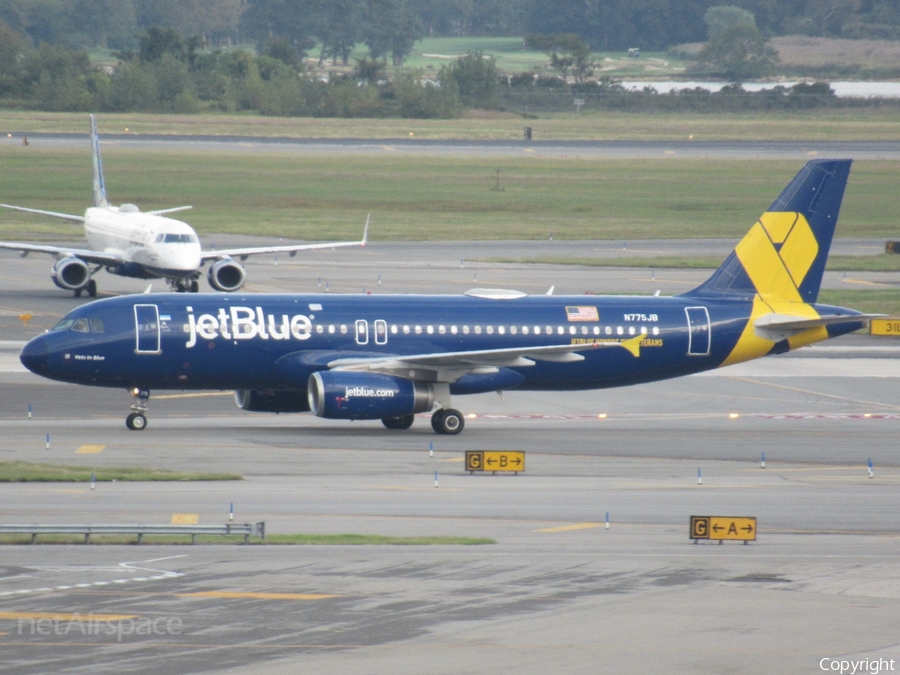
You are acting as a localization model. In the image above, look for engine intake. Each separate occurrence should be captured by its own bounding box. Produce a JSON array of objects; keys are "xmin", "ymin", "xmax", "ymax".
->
[
  {"xmin": 208, "ymin": 258, "xmax": 246, "ymax": 292},
  {"xmin": 235, "ymin": 389, "xmax": 310, "ymax": 413},
  {"xmin": 51, "ymin": 257, "xmax": 91, "ymax": 291},
  {"xmin": 308, "ymin": 371, "xmax": 434, "ymax": 420}
]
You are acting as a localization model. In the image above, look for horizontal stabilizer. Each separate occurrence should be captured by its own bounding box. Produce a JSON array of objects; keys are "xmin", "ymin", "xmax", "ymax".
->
[{"xmin": 753, "ymin": 312, "xmax": 883, "ymax": 342}]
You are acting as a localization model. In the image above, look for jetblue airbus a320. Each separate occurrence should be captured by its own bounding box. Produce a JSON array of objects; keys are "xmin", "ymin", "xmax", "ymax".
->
[{"xmin": 19, "ymin": 160, "xmax": 877, "ymax": 435}]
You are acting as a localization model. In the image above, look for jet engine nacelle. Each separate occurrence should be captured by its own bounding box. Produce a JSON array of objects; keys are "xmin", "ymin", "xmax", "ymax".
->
[
  {"xmin": 51, "ymin": 257, "xmax": 91, "ymax": 291},
  {"xmin": 308, "ymin": 371, "xmax": 434, "ymax": 420},
  {"xmin": 207, "ymin": 258, "xmax": 246, "ymax": 292},
  {"xmin": 234, "ymin": 389, "xmax": 310, "ymax": 413}
]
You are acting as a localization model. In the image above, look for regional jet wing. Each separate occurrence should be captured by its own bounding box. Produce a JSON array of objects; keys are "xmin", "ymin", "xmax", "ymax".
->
[
  {"xmin": 0, "ymin": 242, "xmax": 123, "ymax": 266},
  {"xmin": 754, "ymin": 312, "xmax": 884, "ymax": 342},
  {"xmin": 0, "ymin": 203, "xmax": 85, "ymax": 223},
  {"xmin": 326, "ymin": 336, "xmax": 644, "ymax": 382},
  {"xmin": 200, "ymin": 215, "xmax": 369, "ymax": 262}
]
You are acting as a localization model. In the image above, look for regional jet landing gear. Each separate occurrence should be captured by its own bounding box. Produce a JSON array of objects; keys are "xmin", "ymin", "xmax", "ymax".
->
[
  {"xmin": 73, "ymin": 278, "xmax": 97, "ymax": 298},
  {"xmin": 169, "ymin": 276, "xmax": 200, "ymax": 293},
  {"xmin": 431, "ymin": 409, "xmax": 464, "ymax": 435},
  {"xmin": 126, "ymin": 388, "xmax": 150, "ymax": 430}
]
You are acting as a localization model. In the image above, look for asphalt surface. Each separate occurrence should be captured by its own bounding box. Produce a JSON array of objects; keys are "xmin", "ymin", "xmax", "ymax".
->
[{"xmin": 2, "ymin": 243, "xmax": 900, "ymax": 674}]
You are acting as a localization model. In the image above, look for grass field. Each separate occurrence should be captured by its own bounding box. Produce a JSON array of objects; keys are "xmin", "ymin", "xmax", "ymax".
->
[
  {"xmin": 0, "ymin": 148, "xmax": 896, "ymax": 242},
  {"xmin": 480, "ymin": 255, "xmax": 900, "ymax": 272},
  {"xmin": 0, "ymin": 461, "xmax": 241, "ymax": 482},
  {"xmin": 4, "ymin": 108, "xmax": 900, "ymax": 141},
  {"xmin": 818, "ymin": 289, "xmax": 900, "ymax": 316}
]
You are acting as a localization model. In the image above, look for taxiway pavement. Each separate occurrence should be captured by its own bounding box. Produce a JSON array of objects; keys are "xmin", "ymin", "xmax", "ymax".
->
[{"xmin": 1, "ymin": 242, "xmax": 899, "ymax": 674}]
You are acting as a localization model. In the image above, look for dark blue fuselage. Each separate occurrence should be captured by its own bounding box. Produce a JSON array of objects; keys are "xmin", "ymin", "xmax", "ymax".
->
[{"xmin": 20, "ymin": 292, "xmax": 863, "ymax": 394}]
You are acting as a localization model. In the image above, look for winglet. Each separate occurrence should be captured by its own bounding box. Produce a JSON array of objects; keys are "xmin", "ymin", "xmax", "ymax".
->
[
  {"xmin": 90, "ymin": 114, "xmax": 108, "ymax": 208},
  {"xmin": 546, "ymin": 285, "xmax": 555, "ymax": 296},
  {"xmin": 620, "ymin": 334, "xmax": 643, "ymax": 358},
  {"xmin": 362, "ymin": 214, "xmax": 370, "ymax": 246}
]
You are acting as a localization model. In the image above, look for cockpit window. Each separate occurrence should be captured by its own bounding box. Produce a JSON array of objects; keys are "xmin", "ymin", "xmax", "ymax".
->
[
  {"xmin": 89, "ymin": 319, "xmax": 104, "ymax": 333},
  {"xmin": 51, "ymin": 319, "xmax": 74, "ymax": 332},
  {"xmin": 71, "ymin": 318, "xmax": 90, "ymax": 333},
  {"xmin": 158, "ymin": 234, "xmax": 196, "ymax": 244}
]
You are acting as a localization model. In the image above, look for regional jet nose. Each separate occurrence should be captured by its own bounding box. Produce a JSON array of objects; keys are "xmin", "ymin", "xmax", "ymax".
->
[{"xmin": 19, "ymin": 335, "xmax": 50, "ymax": 376}]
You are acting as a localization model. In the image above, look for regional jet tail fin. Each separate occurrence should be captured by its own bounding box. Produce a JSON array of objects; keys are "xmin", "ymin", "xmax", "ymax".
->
[
  {"xmin": 90, "ymin": 114, "xmax": 108, "ymax": 208},
  {"xmin": 682, "ymin": 159, "xmax": 852, "ymax": 304}
]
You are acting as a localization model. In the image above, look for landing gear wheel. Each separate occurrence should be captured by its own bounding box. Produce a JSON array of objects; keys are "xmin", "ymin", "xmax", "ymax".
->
[
  {"xmin": 431, "ymin": 409, "xmax": 446, "ymax": 433},
  {"xmin": 87, "ymin": 279, "xmax": 97, "ymax": 297},
  {"xmin": 432, "ymin": 409, "xmax": 464, "ymax": 435},
  {"xmin": 382, "ymin": 414, "xmax": 415, "ymax": 430},
  {"xmin": 74, "ymin": 288, "xmax": 82, "ymax": 297},
  {"xmin": 126, "ymin": 412, "xmax": 147, "ymax": 430},
  {"xmin": 189, "ymin": 280, "xmax": 199, "ymax": 293}
]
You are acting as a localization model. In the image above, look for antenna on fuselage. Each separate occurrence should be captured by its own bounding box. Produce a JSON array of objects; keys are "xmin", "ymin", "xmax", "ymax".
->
[{"xmin": 90, "ymin": 114, "xmax": 109, "ymax": 209}]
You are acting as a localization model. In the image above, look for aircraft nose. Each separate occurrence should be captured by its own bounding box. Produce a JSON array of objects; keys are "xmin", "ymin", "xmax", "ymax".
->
[{"xmin": 20, "ymin": 335, "xmax": 50, "ymax": 375}]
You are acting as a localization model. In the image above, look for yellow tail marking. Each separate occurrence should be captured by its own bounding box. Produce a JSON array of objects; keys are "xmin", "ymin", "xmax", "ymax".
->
[
  {"xmin": 735, "ymin": 222, "xmax": 802, "ymax": 303},
  {"xmin": 724, "ymin": 211, "xmax": 826, "ymax": 366},
  {"xmin": 721, "ymin": 295, "xmax": 776, "ymax": 367},
  {"xmin": 778, "ymin": 214, "xmax": 818, "ymax": 287},
  {"xmin": 736, "ymin": 212, "xmax": 819, "ymax": 300},
  {"xmin": 758, "ymin": 211, "xmax": 797, "ymax": 244}
]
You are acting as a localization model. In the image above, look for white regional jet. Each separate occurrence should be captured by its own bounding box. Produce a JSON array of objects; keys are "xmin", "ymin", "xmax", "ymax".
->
[{"xmin": 0, "ymin": 115, "xmax": 368, "ymax": 296}]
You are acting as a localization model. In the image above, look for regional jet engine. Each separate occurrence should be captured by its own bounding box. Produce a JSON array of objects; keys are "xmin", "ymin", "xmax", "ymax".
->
[
  {"xmin": 51, "ymin": 257, "xmax": 91, "ymax": 291},
  {"xmin": 207, "ymin": 257, "xmax": 246, "ymax": 292}
]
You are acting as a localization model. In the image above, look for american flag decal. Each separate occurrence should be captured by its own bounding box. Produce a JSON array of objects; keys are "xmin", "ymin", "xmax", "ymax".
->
[{"xmin": 566, "ymin": 306, "xmax": 599, "ymax": 322}]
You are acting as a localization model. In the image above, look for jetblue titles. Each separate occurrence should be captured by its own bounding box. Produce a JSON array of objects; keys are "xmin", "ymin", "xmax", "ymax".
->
[{"xmin": 185, "ymin": 306, "xmax": 312, "ymax": 348}]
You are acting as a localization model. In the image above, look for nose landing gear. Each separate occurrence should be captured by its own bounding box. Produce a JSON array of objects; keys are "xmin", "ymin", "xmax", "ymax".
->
[{"xmin": 126, "ymin": 388, "xmax": 150, "ymax": 430}]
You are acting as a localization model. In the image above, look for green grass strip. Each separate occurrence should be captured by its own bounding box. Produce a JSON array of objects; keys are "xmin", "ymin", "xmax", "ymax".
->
[
  {"xmin": 0, "ymin": 534, "xmax": 495, "ymax": 545},
  {"xmin": 0, "ymin": 461, "xmax": 241, "ymax": 482},
  {"xmin": 817, "ymin": 289, "xmax": 900, "ymax": 316}
]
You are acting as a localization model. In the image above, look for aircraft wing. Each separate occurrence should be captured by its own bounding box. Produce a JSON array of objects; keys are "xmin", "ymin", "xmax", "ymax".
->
[
  {"xmin": 147, "ymin": 206, "xmax": 192, "ymax": 216},
  {"xmin": 0, "ymin": 242, "xmax": 123, "ymax": 266},
  {"xmin": 754, "ymin": 312, "xmax": 884, "ymax": 342},
  {"xmin": 199, "ymin": 215, "xmax": 369, "ymax": 262},
  {"xmin": 0, "ymin": 203, "xmax": 85, "ymax": 223},
  {"xmin": 326, "ymin": 336, "xmax": 643, "ymax": 382}
]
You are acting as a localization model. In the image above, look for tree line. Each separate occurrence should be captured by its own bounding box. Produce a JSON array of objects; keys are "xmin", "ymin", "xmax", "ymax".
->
[{"xmin": 2, "ymin": 0, "xmax": 900, "ymax": 54}]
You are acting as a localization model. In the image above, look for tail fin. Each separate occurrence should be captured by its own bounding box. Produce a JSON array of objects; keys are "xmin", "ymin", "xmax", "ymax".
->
[
  {"xmin": 90, "ymin": 114, "xmax": 108, "ymax": 208},
  {"xmin": 683, "ymin": 159, "xmax": 851, "ymax": 304}
]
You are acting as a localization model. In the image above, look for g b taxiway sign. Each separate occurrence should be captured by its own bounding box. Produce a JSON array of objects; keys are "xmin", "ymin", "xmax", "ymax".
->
[
  {"xmin": 465, "ymin": 451, "xmax": 524, "ymax": 474},
  {"xmin": 690, "ymin": 516, "xmax": 756, "ymax": 542}
]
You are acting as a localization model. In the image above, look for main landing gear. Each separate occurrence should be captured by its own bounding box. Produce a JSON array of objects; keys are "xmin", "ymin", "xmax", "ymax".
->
[
  {"xmin": 380, "ymin": 409, "xmax": 465, "ymax": 434},
  {"xmin": 431, "ymin": 409, "xmax": 464, "ymax": 435},
  {"xmin": 74, "ymin": 278, "xmax": 97, "ymax": 298},
  {"xmin": 126, "ymin": 388, "xmax": 150, "ymax": 430},
  {"xmin": 382, "ymin": 414, "xmax": 415, "ymax": 430},
  {"xmin": 172, "ymin": 279, "xmax": 200, "ymax": 293}
]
